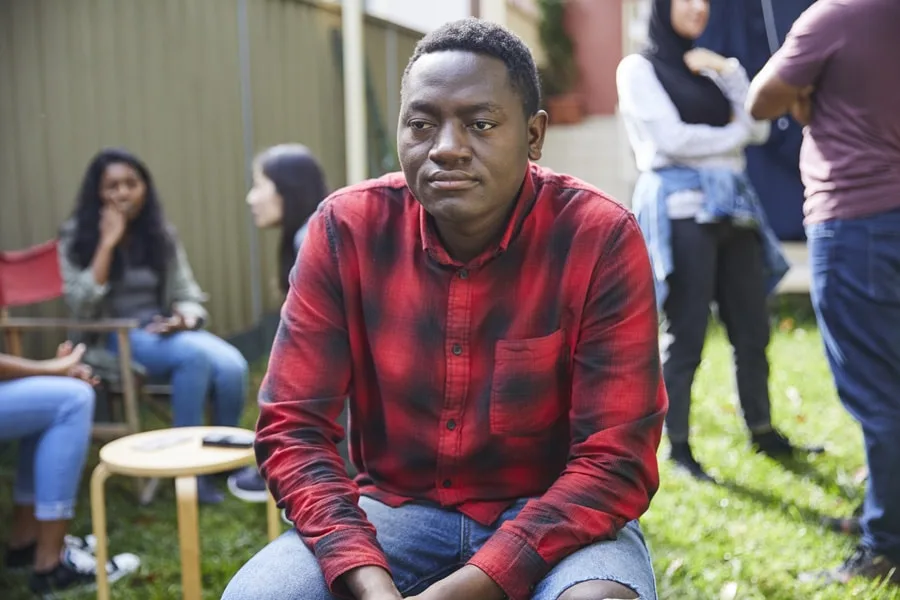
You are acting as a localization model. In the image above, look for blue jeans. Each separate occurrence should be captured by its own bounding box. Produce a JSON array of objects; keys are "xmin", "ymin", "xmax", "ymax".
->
[
  {"xmin": 110, "ymin": 329, "xmax": 248, "ymax": 428},
  {"xmin": 807, "ymin": 209, "xmax": 900, "ymax": 561},
  {"xmin": 222, "ymin": 496, "xmax": 657, "ymax": 599},
  {"xmin": 0, "ymin": 377, "xmax": 95, "ymax": 520}
]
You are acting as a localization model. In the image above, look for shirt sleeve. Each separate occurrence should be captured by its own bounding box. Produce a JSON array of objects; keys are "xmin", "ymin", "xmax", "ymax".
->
[
  {"xmin": 467, "ymin": 211, "xmax": 667, "ymax": 600},
  {"xmin": 715, "ymin": 63, "xmax": 771, "ymax": 145},
  {"xmin": 616, "ymin": 54, "xmax": 751, "ymax": 159},
  {"xmin": 57, "ymin": 220, "xmax": 109, "ymax": 319},
  {"xmin": 167, "ymin": 234, "xmax": 209, "ymax": 324},
  {"xmin": 255, "ymin": 202, "xmax": 390, "ymax": 598},
  {"xmin": 767, "ymin": 1, "xmax": 847, "ymax": 89}
]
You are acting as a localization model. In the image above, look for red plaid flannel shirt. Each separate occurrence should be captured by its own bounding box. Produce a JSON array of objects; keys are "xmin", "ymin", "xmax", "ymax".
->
[{"xmin": 256, "ymin": 164, "xmax": 667, "ymax": 600}]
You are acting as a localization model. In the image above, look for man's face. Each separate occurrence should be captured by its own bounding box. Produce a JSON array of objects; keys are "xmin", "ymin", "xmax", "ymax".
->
[{"xmin": 398, "ymin": 51, "xmax": 547, "ymax": 230}]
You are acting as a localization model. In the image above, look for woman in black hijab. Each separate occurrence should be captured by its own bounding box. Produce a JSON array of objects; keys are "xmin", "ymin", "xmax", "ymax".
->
[{"xmin": 617, "ymin": 0, "xmax": 819, "ymax": 481}]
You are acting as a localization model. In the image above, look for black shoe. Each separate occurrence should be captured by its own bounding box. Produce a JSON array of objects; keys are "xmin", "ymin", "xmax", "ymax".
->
[
  {"xmin": 197, "ymin": 475, "xmax": 225, "ymax": 505},
  {"xmin": 29, "ymin": 559, "xmax": 96, "ymax": 597},
  {"xmin": 227, "ymin": 466, "xmax": 269, "ymax": 503},
  {"xmin": 751, "ymin": 429, "xmax": 825, "ymax": 458},
  {"xmin": 3, "ymin": 535, "xmax": 98, "ymax": 572},
  {"xmin": 3, "ymin": 541, "xmax": 36, "ymax": 571},
  {"xmin": 821, "ymin": 515, "xmax": 862, "ymax": 536},
  {"xmin": 669, "ymin": 442, "xmax": 716, "ymax": 483},
  {"xmin": 811, "ymin": 546, "xmax": 900, "ymax": 585},
  {"xmin": 29, "ymin": 546, "xmax": 141, "ymax": 598}
]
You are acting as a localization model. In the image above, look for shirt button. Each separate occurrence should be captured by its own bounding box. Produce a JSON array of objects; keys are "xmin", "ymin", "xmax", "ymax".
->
[
  {"xmin": 447, "ymin": 419, "xmax": 457, "ymax": 431},
  {"xmin": 458, "ymin": 269, "xmax": 469, "ymax": 280},
  {"xmin": 442, "ymin": 479, "xmax": 452, "ymax": 488},
  {"xmin": 452, "ymin": 344, "xmax": 462, "ymax": 356}
]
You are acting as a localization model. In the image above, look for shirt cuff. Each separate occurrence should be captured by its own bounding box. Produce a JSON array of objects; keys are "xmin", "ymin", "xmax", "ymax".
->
[
  {"xmin": 716, "ymin": 61, "xmax": 750, "ymax": 101},
  {"xmin": 315, "ymin": 528, "xmax": 392, "ymax": 599},
  {"xmin": 466, "ymin": 529, "xmax": 550, "ymax": 600}
]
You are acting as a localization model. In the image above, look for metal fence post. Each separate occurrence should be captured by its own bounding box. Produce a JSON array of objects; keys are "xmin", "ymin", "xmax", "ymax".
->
[{"xmin": 237, "ymin": 0, "xmax": 264, "ymax": 326}]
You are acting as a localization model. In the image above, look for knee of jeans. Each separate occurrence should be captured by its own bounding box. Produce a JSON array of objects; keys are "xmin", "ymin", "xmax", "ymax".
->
[
  {"xmin": 220, "ymin": 350, "xmax": 249, "ymax": 383},
  {"xmin": 62, "ymin": 380, "xmax": 96, "ymax": 421},
  {"xmin": 222, "ymin": 562, "xmax": 332, "ymax": 600},
  {"xmin": 177, "ymin": 345, "xmax": 214, "ymax": 376},
  {"xmin": 559, "ymin": 580, "xmax": 639, "ymax": 600}
]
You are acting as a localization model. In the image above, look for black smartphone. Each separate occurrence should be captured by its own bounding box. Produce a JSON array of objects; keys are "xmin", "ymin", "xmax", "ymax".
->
[{"xmin": 201, "ymin": 432, "xmax": 255, "ymax": 449}]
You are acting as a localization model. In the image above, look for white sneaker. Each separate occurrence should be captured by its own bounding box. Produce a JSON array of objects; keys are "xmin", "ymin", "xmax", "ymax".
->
[
  {"xmin": 64, "ymin": 534, "xmax": 98, "ymax": 554},
  {"xmin": 68, "ymin": 545, "xmax": 141, "ymax": 584}
]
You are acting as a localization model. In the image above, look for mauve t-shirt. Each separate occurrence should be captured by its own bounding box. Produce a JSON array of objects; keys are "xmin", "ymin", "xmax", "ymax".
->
[{"xmin": 768, "ymin": 0, "xmax": 900, "ymax": 224}]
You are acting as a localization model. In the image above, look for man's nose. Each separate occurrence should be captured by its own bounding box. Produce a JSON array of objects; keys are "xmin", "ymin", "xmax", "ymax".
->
[{"xmin": 428, "ymin": 123, "xmax": 472, "ymax": 165}]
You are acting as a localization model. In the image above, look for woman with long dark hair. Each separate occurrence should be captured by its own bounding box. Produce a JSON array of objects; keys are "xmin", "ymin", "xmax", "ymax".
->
[
  {"xmin": 228, "ymin": 144, "xmax": 328, "ymax": 503},
  {"xmin": 246, "ymin": 144, "xmax": 327, "ymax": 294},
  {"xmin": 617, "ymin": 0, "xmax": 820, "ymax": 481},
  {"xmin": 59, "ymin": 148, "xmax": 249, "ymax": 504}
]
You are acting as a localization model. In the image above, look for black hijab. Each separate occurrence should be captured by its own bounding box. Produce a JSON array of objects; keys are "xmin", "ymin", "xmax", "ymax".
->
[{"xmin": 642, "ymin": 0, "xmax": 732, "ymax": 126}]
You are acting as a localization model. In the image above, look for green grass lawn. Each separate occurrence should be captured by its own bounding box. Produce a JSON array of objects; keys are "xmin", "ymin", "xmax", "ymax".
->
[{"xmin": 2, "ymin": 307, "xmax": 898, "ymax": 599}]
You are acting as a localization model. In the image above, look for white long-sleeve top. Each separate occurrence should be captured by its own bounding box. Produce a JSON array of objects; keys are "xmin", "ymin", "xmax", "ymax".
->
[{"xmin": 617, "ymin": 54, "xmax": 770, "ymax": 217}]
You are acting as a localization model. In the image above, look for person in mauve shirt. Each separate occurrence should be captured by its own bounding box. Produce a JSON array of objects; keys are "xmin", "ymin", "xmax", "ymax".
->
[
  {"xmin": 748, "ymin": 0, "xmax": 900, "ymax": 586},
  {"xmin": 223, "ymin": 18, "xmax": 667, "ymax": 600}
]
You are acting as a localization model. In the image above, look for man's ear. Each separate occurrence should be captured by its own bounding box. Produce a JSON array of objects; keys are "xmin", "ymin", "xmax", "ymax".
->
[{"xmin": 527, "ymin": 110, "xmax": 549, "ymax": 161}]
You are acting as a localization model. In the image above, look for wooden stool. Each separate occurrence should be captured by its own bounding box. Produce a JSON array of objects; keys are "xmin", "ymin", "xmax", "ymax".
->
[{"xmin": 90, "ymin": 426, "xmax": 283, "ymax": 600}]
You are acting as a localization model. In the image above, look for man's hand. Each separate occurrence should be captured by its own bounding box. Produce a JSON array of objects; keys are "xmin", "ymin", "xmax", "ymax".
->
[
  {"xmin": 342, "ymin": 566, "xmax": 402, "ymax": 600},
  {"xmin": 145, "ymin": 312, "xmax": 197, "ymax": 335},
  {"xmin": 684, "ymin": 48, "xmax": 732, "ymax": 75},
  {"xmin": 791, "ymin": 85, "xmax": 815, "ymax": 126},
  {"xmin": 407, "ymin": 565, "xmax": 505, "ymax": 600}
]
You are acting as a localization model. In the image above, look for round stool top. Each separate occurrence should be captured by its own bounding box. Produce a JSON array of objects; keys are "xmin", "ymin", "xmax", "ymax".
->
[{"xmin": 98, "ymin": 426, "xmax": 256, "ymax": 478}]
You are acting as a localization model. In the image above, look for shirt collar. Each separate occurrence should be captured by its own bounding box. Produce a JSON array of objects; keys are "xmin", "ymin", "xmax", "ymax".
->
[{"xmin": 418, "ymin": 163, "xmax": 538, "ymax": 268}]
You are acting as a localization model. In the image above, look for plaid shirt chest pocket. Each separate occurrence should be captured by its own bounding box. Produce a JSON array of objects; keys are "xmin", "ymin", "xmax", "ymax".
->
[{"xmin": 489, "ymin": 328, "xmax": 569, "ymax": 436}]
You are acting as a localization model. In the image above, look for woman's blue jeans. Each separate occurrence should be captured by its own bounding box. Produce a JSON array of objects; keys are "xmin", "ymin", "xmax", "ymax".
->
[
  {"xmin": 110, "ymin": 329, "xmax": 248, "ymax": 428},
  {"xmin": 0, "ymin": 377, "xmax": 95, "ymax": 520}
]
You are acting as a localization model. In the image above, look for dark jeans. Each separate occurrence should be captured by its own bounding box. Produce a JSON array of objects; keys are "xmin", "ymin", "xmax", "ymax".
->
[
  {"xmin": 661, "ymin": 219, "xmax": 772, "ymax": 443},
  {"xmin": 807, "ymin": 210, "xmax": 900, "ymax": 560}
]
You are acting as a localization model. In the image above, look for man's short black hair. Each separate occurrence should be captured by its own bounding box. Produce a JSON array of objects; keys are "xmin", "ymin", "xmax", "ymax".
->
[{"xmin": 403, "ymin": 18, "xmax": 542, "ymax": 118}]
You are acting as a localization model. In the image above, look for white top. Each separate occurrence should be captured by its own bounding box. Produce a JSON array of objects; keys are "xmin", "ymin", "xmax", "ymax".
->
[{"xmin": 616, "ymin": 54, "xmax": 770, "ymax": 175}]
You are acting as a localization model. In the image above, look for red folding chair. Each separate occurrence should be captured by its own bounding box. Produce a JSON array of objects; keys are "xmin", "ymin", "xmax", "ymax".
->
[{"xmin": 0, "ymin": 240, "xmax": 142, "ymax": 440}]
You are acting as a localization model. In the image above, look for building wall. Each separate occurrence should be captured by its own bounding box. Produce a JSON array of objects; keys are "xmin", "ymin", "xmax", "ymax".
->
[
  {"xmin": 507, "ymin": 0, "xmax": 545, "ymax": 66},
  {"xmin": 365, "ymin": 0, "xmax": 469, "ymax": 32},
  {"xmin": 0, "ymin": 0, "xmax": 421, "ymax": 355},
  {"xmin": 566, "ymin": 0, "xmax": 625, "ymax": 116}
]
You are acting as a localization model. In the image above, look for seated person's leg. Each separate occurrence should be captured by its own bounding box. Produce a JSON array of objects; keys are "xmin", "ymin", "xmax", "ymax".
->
[
  {"xmin": 222, "ymin": 529, "xmax": 336, "ymax": 600},
  {"xmin": 0, "ymin": 377, "xmax": 94, "ymax": 567},
  {"xmin": 115, "ymin": 329, "xmax": 230, "ymax": 502},
  {"xmin": 532, "ymin": 521, "xmax": 656, "ymax": 600},
  {"xmin": 175, "ymin": 329, "xmax": 249, "ymax": 427},
  {"xmin": 225, "ymin": 497, "xmax": 462, "ymax": 600},
  {"xmin": 118, "ymin": 328, "xmax": 213, "ymax": 427},
  {"xmin": 0, "ymin": 377, "xmax": 136, "ymax": 592}
]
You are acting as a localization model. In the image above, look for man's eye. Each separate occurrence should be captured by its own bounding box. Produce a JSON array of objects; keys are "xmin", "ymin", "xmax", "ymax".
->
[
  {"xmin": 408, "ymin": 120, "xmax": 433, "ymax": 131},
  {"xmin": 471, "ymin": 121, "xmax": 495, "ymax": 131}
]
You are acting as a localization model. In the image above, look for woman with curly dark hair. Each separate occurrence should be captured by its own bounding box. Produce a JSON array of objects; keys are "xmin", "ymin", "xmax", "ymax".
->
[{"xmin": 58, "ymin": 148, "xmax": 248, "ymax": 504}]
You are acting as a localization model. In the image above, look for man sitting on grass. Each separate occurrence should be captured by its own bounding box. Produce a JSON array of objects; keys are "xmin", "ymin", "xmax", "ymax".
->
[{"xmin": 224, "ymin": 18, "xmax": 667, "ymax": 600}]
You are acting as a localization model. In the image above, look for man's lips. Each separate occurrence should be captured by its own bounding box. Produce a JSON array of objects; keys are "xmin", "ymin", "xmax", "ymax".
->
[{"xmin": 427, "ymin": 171, "xmax": 479, "ymax": 191}]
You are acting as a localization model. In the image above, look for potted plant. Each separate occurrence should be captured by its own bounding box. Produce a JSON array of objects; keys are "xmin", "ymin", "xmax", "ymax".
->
[{"xmin": 537, "ymin": 0, "xmax": 582, "ymax": 125}]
